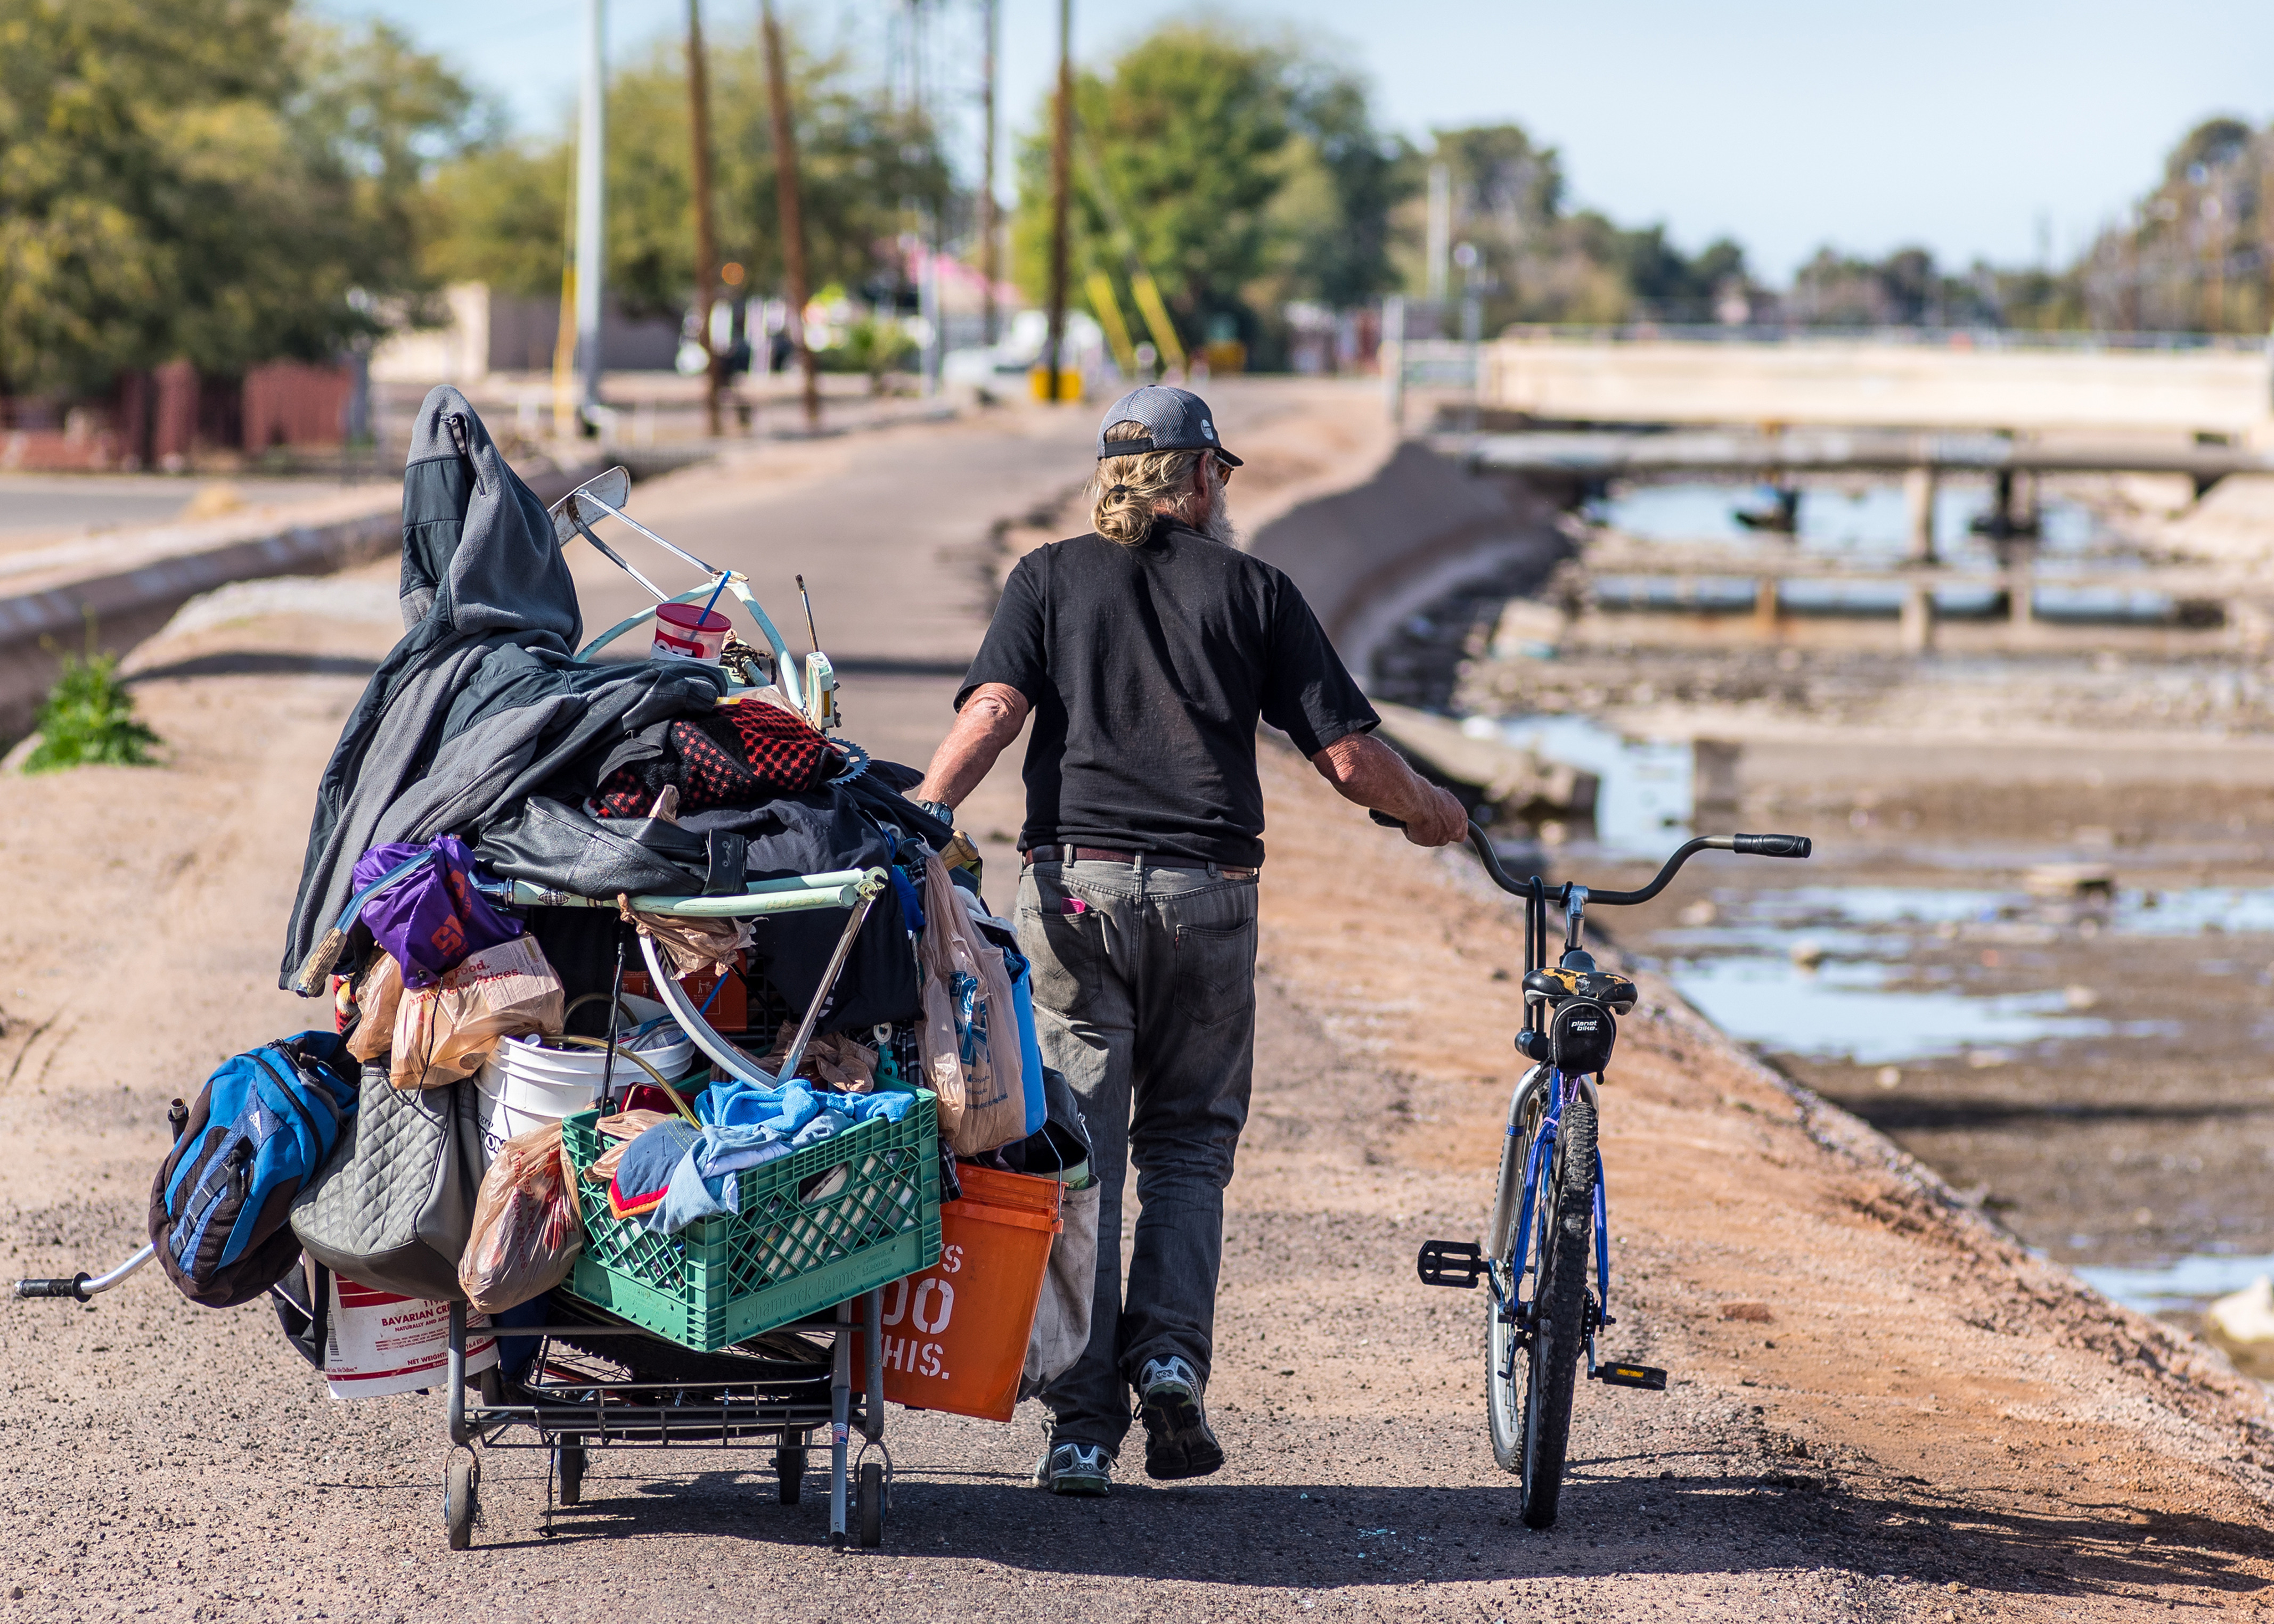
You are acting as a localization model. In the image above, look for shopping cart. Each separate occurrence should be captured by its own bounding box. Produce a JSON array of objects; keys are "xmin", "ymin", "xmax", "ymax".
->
[{"xmin": 17, "ymin": 469, "xmax": 948, "ymax": 1551}]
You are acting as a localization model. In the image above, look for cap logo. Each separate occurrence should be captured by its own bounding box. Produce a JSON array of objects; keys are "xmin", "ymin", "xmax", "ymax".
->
[{"xmin": 1201, "ymin": 419, "xmax": 1216, "ymax": 440}]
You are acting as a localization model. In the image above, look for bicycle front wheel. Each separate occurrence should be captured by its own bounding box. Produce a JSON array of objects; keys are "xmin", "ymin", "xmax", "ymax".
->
[
  {"xmin": 1520, "ymin": 1088, "xmax": 1595, "ymax": 1527},
  {"xmin": 1485, "ymin": 1083, "xmax": 1543, "ymax": 1474}
]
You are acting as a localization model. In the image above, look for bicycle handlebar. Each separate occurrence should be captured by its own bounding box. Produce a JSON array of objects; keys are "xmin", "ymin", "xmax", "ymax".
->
[{"xmin": 1371, "ymin": 811, "xmax": 1811, "ymax": 904}]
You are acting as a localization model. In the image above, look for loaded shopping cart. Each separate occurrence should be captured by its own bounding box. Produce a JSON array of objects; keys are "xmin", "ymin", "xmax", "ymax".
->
[{"xmin": 13, "ymin": 441, "xmax": 1008, "ymax": 1552}]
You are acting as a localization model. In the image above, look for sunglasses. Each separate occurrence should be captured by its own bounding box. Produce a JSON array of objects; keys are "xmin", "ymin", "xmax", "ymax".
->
[{"xmin": 1213, "ymin": 456, "xmax": 1236, "ymax": 482}]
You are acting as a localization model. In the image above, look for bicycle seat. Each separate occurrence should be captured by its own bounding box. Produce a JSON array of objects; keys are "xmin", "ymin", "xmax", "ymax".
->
[{"xmin": 1522, "ymin": 965, "xmax": 1639, "ymax": 1013}]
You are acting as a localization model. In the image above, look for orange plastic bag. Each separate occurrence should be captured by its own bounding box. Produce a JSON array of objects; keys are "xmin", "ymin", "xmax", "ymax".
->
[{"xmin": 457, "ymin": 1121, "xmax": 583, "ymax": 1314}]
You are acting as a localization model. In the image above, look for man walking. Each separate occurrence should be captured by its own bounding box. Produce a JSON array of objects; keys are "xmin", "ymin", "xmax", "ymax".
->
[{"xmin": 913, "ymin": 386, "xmax": 1468, "ymax": 1496}]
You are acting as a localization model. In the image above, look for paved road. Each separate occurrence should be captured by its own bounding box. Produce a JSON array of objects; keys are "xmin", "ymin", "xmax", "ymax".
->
[{"xmin": 0, "ymin": 475, "xmax": 359, "ymax": 551}]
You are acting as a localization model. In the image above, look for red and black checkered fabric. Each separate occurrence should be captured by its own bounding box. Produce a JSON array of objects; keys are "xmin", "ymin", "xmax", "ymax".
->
[{"xmin": 588, "ymin": 700, "xmax": 842, "ymax": 817}]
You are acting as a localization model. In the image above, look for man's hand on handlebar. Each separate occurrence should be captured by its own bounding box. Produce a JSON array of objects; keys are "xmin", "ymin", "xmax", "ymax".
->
[
  {"xmin": 1397, "ymin": 784, "xmax": 1471, "ymax": 847},
  {"xmin": 1311, "ymin": 733, "xmax": 1471, "ymax": 847}
]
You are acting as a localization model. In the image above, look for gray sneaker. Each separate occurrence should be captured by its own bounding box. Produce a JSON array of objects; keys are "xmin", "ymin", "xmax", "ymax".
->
[
  {"xmin": 1033, "ymin": 1440, "xmax": 1113, "ymax": 1496},
  {"xmin": 1135, "ymin": 1355, "xmax": 1225, "ymax": 1480}
]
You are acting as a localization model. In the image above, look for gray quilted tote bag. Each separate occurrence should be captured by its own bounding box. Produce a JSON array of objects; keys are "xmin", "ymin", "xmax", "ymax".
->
[{"xmin": 291, "ymin": 1059, "xmax": 484, "ymax": 1302}]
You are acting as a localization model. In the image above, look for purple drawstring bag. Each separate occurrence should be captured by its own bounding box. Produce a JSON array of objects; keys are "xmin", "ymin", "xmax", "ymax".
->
[{"xmin": 349, "ymin": 834, "xmax": 522, "ymax": 989}]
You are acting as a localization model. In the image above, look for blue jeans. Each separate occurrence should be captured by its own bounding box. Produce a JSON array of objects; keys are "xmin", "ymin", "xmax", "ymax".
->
[{"xmin": 1016, "ymin": 857, "xmax": 1259, "ymax": 1455}]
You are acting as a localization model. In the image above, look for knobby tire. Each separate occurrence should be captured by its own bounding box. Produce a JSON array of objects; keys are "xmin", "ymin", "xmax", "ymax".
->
[{"xmin": 1519, "ymin": 1089, "xmax": 1595, "ymax": 1529}]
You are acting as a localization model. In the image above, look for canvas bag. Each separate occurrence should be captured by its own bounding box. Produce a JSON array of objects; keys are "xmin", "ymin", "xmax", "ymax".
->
[
  {"xmin": 915, "ymin": 856, "xmax": 1037, "ymax": 1155},
  {"xmin": 291, "ymin": 1057, "xmax": 486, "ymax": 1302}
]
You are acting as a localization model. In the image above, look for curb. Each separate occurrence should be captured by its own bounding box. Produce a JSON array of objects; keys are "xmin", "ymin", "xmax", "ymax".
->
[{"xmin": 0, "ymin": 464, "xmax": 600, "ymax": 744}]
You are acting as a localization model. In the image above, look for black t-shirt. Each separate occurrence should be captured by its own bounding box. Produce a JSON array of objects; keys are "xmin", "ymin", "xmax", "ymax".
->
[{"xmin": 956, "ymin": 523, "xmax": 1378, "ymax": 867}]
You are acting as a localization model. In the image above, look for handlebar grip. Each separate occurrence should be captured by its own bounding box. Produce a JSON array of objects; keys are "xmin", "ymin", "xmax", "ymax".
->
[
  {"xmin": 1733, "ymin": 833, "xmax": 1812, "ymax": 859},
  {"xmin": 15, "ymin": 1274, "xmax": 89, "ymax": 1301},
  {"xmin": 1369, "ymin": 811, "xmax": 1406, "ymax": 830}
]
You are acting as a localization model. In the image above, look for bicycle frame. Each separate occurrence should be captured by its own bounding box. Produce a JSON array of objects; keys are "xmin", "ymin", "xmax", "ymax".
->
[
  {"xmin": 1481, "ymin": 822, "xmax": 1811, "ymax": 1379},
  {"xmin": 1492, "ymin": 1067, "xmax": 1615, "ymax": 1372}
]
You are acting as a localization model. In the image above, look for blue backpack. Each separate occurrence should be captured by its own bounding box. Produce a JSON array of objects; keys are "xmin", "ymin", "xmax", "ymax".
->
[{"xmin": 149, "ymin": 1033, "xmax": 359, "ymax": 1308}]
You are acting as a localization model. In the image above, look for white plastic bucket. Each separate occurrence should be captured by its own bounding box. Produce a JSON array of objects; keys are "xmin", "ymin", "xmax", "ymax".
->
[
  {"xmin": 475, "ymin": 1001, "xmax": 694, "ymax": 1161},
  {"xmin": 325, "ymin": 1274, "xmax": 495, "ymax": 1400}
]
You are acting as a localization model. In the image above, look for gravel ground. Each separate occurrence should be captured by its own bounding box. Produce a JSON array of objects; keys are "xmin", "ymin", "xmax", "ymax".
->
[{"xmin": 3, "ymin": 399, "xmax": 2273, "ymax": 1620}]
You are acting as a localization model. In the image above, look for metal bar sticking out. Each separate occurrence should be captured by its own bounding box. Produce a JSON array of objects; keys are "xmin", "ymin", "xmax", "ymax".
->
[
  {"xmin": 830, "ymin": 1300, "xmax": 853, "ymax": 1546},
  {"xmin": 773, "ymin": 890, "xmax": 877, "ymax": 1086},
  {"xmin": 640, "ymin": 932, "xmax": 780, "ymax": 1086},
  {"xmin": 861, "ymin": 1287, "xmax": 886, "ymax": 1444},
  {"xmin": 574, "ymin": 489, "xmax": 728, "ymax": 578},
  {"xmin": 447, "ymin": 1302, "xmax": 472, "ymax": 1446},
  {"xmin": 568, "ymin": 511, "xmax": 672, "ymax": 602}
]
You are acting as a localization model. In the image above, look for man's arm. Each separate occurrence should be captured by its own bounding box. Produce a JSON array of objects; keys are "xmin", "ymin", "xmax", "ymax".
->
[
  {"xmin": 1310, "ymin": 732, "xmax": 1471, "ymax": 847},
  {"xmin": 914, "ymin": 682, "xmax": 1030, "ymax": 810}
]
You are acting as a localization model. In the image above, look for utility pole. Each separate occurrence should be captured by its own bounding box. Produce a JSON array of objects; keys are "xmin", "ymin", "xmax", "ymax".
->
[
  {"xmin": 980, "ymin": 0, "xmax": 1000, "ymax": 346},
  {"xmin": 1042, "ymin": 0, "xmax": 1072, "ymax": 400},
  {"xmin": 686, "ymin": 0, "xmax": 723, "ymax": 437},
  {"xmin": 1426, "ymin": 160, "xmax": 1450, "ymax": 309},
  {"xmin": 575, "ymin": 0, "xmax": 608, "ymax": 420},
  {"xmin": 762, "ymin": 0, "xmax": 820, "ymax": 430}
]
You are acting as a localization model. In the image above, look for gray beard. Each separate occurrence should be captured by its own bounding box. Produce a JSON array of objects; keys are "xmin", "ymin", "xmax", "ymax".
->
[{"xmin": 1198, "ymin": 486, "xmax": 1240, "ymax": 548}]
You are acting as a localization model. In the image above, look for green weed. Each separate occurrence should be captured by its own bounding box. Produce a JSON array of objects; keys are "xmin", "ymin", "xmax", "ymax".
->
[{"xmin": 23, "ymin": 628, "xmax": 160, "ymax": 773}]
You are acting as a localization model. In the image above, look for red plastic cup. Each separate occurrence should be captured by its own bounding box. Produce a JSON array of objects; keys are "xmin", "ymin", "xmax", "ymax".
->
[{"xmin": 654, "ymin": 602, "xmax": 731, "ymax": 661}]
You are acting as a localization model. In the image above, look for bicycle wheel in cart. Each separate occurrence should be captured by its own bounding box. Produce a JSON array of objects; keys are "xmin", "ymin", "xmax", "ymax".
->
[{"xmin": 1486, "ymin": 1080, "xmax": 1597, "ymax": 1529}]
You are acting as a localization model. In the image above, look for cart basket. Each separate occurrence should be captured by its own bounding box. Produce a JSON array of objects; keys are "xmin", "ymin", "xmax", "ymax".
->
[{"xmin": 559, "ymin": 1092, "xmax": 942, "ymax": 1352}]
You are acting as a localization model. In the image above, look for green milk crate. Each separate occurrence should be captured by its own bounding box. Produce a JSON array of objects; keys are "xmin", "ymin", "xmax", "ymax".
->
[{"xmin": 558, "ymin": 1090, "xmax": 941, "ymax": 1351}]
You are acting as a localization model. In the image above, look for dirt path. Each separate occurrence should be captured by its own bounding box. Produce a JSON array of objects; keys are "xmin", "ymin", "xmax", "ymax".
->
[{"xmin": 1, "ymin": 400, "xmax": 2271, "ymax": 1620}]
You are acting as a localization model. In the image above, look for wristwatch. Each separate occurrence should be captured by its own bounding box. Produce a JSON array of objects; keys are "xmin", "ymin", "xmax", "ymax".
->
[{"xmin": 914, "ymin": 798, "xmax": 955, "ymax": 825}]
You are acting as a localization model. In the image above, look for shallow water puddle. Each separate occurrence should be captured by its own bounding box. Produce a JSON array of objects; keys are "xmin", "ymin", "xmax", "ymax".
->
[
  {"xmin": 2075, "ymin": 1252, "xmax": 2274, "ymax": 1317},
  {"xmin": 1663, "ymin": 955, "xmax": 2116, "ymax": 1065},
  {"xmin": 1635, "ymin": 880, "xmax": 2247, "ymax": 1065}
]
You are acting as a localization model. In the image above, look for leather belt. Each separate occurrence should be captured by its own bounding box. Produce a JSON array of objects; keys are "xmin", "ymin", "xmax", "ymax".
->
[{"xmin": 1023, "ymin": 844, "xmax": 1257, "ymax": 879}]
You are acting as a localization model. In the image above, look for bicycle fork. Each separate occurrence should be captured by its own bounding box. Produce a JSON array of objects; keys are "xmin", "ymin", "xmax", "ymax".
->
[{"xmin": 1415, "ymin": 1068, "xmax": 1666, "ymax": 1392}]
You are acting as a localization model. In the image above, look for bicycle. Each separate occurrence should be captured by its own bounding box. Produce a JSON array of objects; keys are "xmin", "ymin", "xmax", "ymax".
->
[{"xmin": 1387, "ymin": 814, "xmax": 1811, "ymax": 1529}]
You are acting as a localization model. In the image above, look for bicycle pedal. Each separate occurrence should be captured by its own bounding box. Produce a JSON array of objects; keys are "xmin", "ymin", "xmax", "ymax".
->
[
  {"xmin": 1590, "ymin": 1361, "xmax": 1667, "ymax": 1391},
  {"xmin": 1415, "ymin": 1239, "xmax": 1487, "ymax": 1289}
]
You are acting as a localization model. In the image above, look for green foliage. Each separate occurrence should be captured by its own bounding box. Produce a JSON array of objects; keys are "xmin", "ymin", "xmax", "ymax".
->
[
  {"xmin": 422, "ymin": 143, "xmax": 572, "ymax": 300},
  {"xmin": 835, "ymin": 315, "xmax": 918, "ymax": 386},
  {"xmin": 423, "ymin": 24, "xmax": 952, "ymax": 321},
  {"xmin": 24, "ymin": 636, "xmax": 159, "ymax": 773},
  {"xmin": 1016, "ymin": 24, "xmax": 1406, "ymax": 360},
  {"xmin": 0, "ymin": 0, "xmax": 488, "ymax": 396}
]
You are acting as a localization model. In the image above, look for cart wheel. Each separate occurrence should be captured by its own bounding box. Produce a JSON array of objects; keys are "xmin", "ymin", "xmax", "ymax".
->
[
  {"xmin": 444, "ymin": 1455, "xmax": 479, "ymax": 1551},
  {"xmin": 857, "ymin": 1461, "xmax": 885, "ymax": 1547},
  {"xmin": 557, "ymin": 1442, "xmax": 586, "ymax": 1507},
  {"xmin": 775, "ymin": 1446, "xmax": 806, "ymax": 1506}
]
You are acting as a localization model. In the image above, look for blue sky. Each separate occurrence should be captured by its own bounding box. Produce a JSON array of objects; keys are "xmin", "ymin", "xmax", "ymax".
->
[{"xmin": 325, "ymin": 0, "xmax": 2274, "ymax": 281}]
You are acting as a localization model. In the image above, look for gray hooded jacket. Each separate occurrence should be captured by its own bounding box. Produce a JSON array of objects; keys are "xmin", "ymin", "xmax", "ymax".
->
[{"xmin": 279, "ymin": 387, "xmax": 723, "ymax": 988}]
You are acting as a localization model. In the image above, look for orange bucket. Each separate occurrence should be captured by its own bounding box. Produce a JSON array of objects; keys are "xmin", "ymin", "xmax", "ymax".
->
[{"xmin": 855, "ymin": 1163, "xmax": 1063, "ymax": 1422}]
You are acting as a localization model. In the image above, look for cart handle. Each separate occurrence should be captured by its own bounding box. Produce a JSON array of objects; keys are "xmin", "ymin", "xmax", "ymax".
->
[
  {"xmin": 485, "ymin": 867, "xmax": 883, "ymax": 917},
  {"xmin": 16, "ymin": 1243, "xmax": 154, "ymax": 1301}
]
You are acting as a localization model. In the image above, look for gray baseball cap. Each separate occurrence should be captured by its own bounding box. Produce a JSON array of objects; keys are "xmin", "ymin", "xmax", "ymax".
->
[{"xmin": 1095, "ymin": 385, "xmax": 1243, "ymax": 466}]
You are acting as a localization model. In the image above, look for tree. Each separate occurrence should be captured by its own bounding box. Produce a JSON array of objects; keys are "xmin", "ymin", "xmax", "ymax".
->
[
  {"xmin": 1400, "ymin": 122, "xmax": 1753, "ymax": 330},
  {"xmin": 2072, "ymin": 114, "xmax": 2273, "ymax": 333},
  {"xmin": 423, "ymin": 23, "xmax": 953, "ymax": 327},
  {"xmin": 1019, "ymin": 25, "xmax": 1291, "ymax": 349},
  {"xmin": 1011, "ymin": 23, "xmax": 1405, "ymax": 362},
  {"xmin": 0, "ymin": 0, "xmax": 486, "ymax": 397}
]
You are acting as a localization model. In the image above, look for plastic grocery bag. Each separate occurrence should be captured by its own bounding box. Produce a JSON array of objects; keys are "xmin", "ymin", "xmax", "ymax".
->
[
  {"xmin": 390, "ymin": 934, "xmax": 565, "ymax": 1090},
  {"xmin": 458, "ymin": 1121, "xmax": 584, "ymax": 1314},
  {"xmin": 915, "ymin": 855, "xmax": 1033, "ymax": 1155}
]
